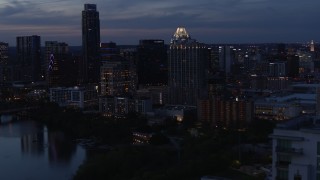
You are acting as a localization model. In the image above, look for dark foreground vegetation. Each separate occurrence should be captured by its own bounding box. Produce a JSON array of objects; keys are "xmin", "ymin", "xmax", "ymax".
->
[{"xmin": 28, "ymin": 102, "xmax": 275, "ymax": 180}]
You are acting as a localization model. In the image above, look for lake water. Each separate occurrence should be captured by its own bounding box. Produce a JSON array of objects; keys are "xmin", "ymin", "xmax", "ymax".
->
[{"xmin": 0, "ymin": 118, "xmax": 86, "ymax": 180}]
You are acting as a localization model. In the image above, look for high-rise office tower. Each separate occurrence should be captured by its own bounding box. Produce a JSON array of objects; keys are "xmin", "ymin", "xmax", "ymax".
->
[
  {"xmin": 45, "ymin": 41, "xmax": 69, "ymax": 87},
  {"xmin": 100, "ymin": 42, "xmax": 119, "ymax": 62},
  {"xmin": 219, "ymin": 45, "xmax": 232, "ymax": 75},
  {"xmin": 100, "ymin": 43, "xmax": 136, "ymax": 96},
  {"xmin": 16, "ymin": 35, "xmax": 41, "ymax": 82},
  {"xmin": 286, "ymin": 55, "xmax": 299, "ymax": 78},
  {"xmin": 269, "ymin": 62, "xmax": 286, "ymax": 77},
  {"xmin": 0, "ymin": 42, "xmax": 9, "ymax": 82},
  {"xmin": 82, "ymin": 4, "xmax": 100, "ymax": 83},
  {"xmin": 137, "ymin": 39, "xmax": 167, "ymax": 86},
  {"xmin": 168, "ymin": 27, "xmax": 208, "ymax": 105}
]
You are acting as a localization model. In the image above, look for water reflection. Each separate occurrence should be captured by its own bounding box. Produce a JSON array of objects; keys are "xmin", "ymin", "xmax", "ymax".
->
[
  {"xmin": 0, "ymin": 118, "xmax": 85, "ymax": 180},
  {"xmin": 21, "ymin": 123, "xmax": 45, "ymax": 156},
  {"xmin": 48, "ymin": 131, "xmax": 77, "ymax": 165}
]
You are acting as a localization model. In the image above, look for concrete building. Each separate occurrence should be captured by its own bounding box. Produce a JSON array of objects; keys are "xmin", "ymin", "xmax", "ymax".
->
[
  {"xmin": 197, "ymin": 96, "xmax": 254, "ymax": 129},
  {"xmin": 270, "ymin": 117, "xmax": 320, "ymax": 180},
  {"xmin": 254, "ymin": 100, "xmax": 302, "ymax": 121}
]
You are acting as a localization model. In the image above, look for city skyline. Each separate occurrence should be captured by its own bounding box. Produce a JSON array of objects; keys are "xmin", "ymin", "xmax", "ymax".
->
[{"xmin": 0, "ymin": 0, "xmax": 319, "ymax": 45}]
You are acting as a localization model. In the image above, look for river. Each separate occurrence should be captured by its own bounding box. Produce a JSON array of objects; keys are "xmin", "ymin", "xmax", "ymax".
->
[{"xmin": 0, "ymin": 116, "xmax": 86, "ymax": 180}]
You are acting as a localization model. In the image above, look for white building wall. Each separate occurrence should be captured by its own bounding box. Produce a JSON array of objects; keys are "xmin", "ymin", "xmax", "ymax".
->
[{"xmin": 271, "ymin": 128, "xmax": 320, "ymax": 180}]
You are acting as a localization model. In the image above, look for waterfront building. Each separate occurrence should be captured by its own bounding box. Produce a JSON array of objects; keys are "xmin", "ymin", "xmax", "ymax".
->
[{"xmin": 49, "ymin": 86, "xmax": 98, "ymax": 109}]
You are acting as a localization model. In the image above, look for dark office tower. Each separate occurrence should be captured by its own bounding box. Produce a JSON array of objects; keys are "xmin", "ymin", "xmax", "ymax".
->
[
  {"xmin": 82, "ymin": 4, "xmax": 100, "ymax": 83},
  {"xmin": 207, "ymin": 45, "xmax": 220, "ymax": 73},
  {"xmin": 45, "ymin": 41, "xmax": 69, "ymax": 87},
  {"xmin": 168, "ymin": 27, "xmax": 208, "ymax": 106},
  {"xmin": 277, "ymin": 43, "xmax": 286, "ymax": 61},
  {"xmin": 100, "ymin": 42, "xmax": 119, "ymax": 62},
  {"xmin": 0, "ymin": 42, "xmax": 9, "ymax": 82},
  {"xmin": 137, "ymin": 40, "xmax": 167, "ymax": 86},
  {"xmin": 286, "ymin": 55, "xmax": 299, "ymax": 78},
  {"xmin": 219, "ymin": 46, "xmax": 232, "ymax": 75},
  {"xmin": 16, "ymin": 35, "xmax": 41, "ymax": 82}
]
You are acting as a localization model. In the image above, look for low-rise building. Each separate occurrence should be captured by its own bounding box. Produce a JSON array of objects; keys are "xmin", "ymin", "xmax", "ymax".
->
[
  {"xmin": 254, "ymin": 100, "xmax": 301, "ymax": 121},
  {"xmin": 50, "ymin": 86, "xmax": 98, "ymax": 109},
  {"xmin": 99, "ymin": 96, "xmax": 152, "ymax": 117},
  {"xmin": 155, "ymin": 105, "xmax": 197, "ymax": 122}
]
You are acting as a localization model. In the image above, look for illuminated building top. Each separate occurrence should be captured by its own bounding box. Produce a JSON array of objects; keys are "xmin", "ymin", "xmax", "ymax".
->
[
  {"xmin": 171, "ymin": 27, "xmax": 194, "ymax": 44},
  {"xmin": 310, "ymin": 40, "xmax": 315, "ymax": 52},
  {"xmin": 173, "ymin": 27, "xmax": 190, "ymax": 39}
]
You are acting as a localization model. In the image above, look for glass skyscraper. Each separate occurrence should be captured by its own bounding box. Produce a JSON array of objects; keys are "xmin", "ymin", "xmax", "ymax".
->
[
  {"xmin": 16, "ymin": 35, "xmax": 41, "ymax": 82},
  {"xmin": 0, "ymin": 42, "xmax": 9, "ymax": 82},
  {"xmin": 82, "ymin": 4, "xmax": 100, "ymax": 83},
  {"xmin": 45, "ymin": 41, "xmax": 69, "ymax": 87},
  {"xmin": 168, "ymin": 27, "xmax": 208, "ymax": 106},
  {"xmin": 137, "ymin": 39, "xmax": 168, "ymax": 86}
]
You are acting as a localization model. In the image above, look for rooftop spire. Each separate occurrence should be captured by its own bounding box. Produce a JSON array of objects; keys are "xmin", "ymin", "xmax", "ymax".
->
[{"xmin": 172, "ymin": 27, "xmax": 190, "ymax": 41}]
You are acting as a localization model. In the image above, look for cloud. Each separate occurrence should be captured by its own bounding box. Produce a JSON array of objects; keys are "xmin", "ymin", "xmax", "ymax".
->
[{"xmin": 0, "ymin": 0, "xmax": 319, "ymax": 45}]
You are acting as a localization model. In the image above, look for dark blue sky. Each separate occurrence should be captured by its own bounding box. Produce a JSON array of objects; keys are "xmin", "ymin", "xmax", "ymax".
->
[{"xmin": 0, "ymin": 0, "xmax": 319, "ymax": 45}]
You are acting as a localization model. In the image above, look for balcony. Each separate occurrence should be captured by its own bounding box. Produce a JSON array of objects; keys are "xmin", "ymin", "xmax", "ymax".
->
[{"xmin": 276, "ymin": 146, "xmax": 303, "ymax": 155}]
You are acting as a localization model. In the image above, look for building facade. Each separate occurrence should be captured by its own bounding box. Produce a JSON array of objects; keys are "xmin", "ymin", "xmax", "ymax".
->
[
  {"xmin": 168, "ymin": 27, "xmax": 208, "ymax": 105},
  {"xmin": 0, "ymin": 42, "xmax": 9, "ymax": 82},
  {"xmin": 100, "ymin": 43, "xmax": 136, "ymax": 97},
  {"xmin": 16, "ymin": 35, "xmax": 41, "ymax": 82},
  {"xmin": 82, "ymin": 4, "xmax": 100, "ymax": 83},
  {"xmin": 45, "ymin": 41, "xmax": 69, "ymax": 87},
  {"xmin": 50, "ymin": 86, "xmax": 98, "ymax": 109},
  {"xmin": 137, "ymin": 39, "xmax": 167, "ymax": 86},
  {"xmin": 270, "ymin": 118, "xmax": 320, "ymax": 180},
  {"xmin": 198, "ymin": 97, "xmax": 253, "ymax": 129}
]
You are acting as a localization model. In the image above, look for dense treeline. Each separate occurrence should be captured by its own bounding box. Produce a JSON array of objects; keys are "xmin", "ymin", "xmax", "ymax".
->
[
  {"xmin": 28, "ymin": 102, "xmax": 147, "ymax": 144},
  {"xmin": 28, "ymin": 102, "xmax": 274, "ymax": 180}
]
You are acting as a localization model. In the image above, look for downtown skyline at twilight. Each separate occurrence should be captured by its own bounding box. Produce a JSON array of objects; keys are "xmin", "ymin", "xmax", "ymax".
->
[{"xmin": 0, "ymin": 0, "xmax": 320, "ymax": 45}]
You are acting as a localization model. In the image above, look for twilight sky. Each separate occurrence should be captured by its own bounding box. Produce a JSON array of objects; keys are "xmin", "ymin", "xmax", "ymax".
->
[{"xmin": 0, "ymin": 0, "xmax": 319, "ymax": 46}]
